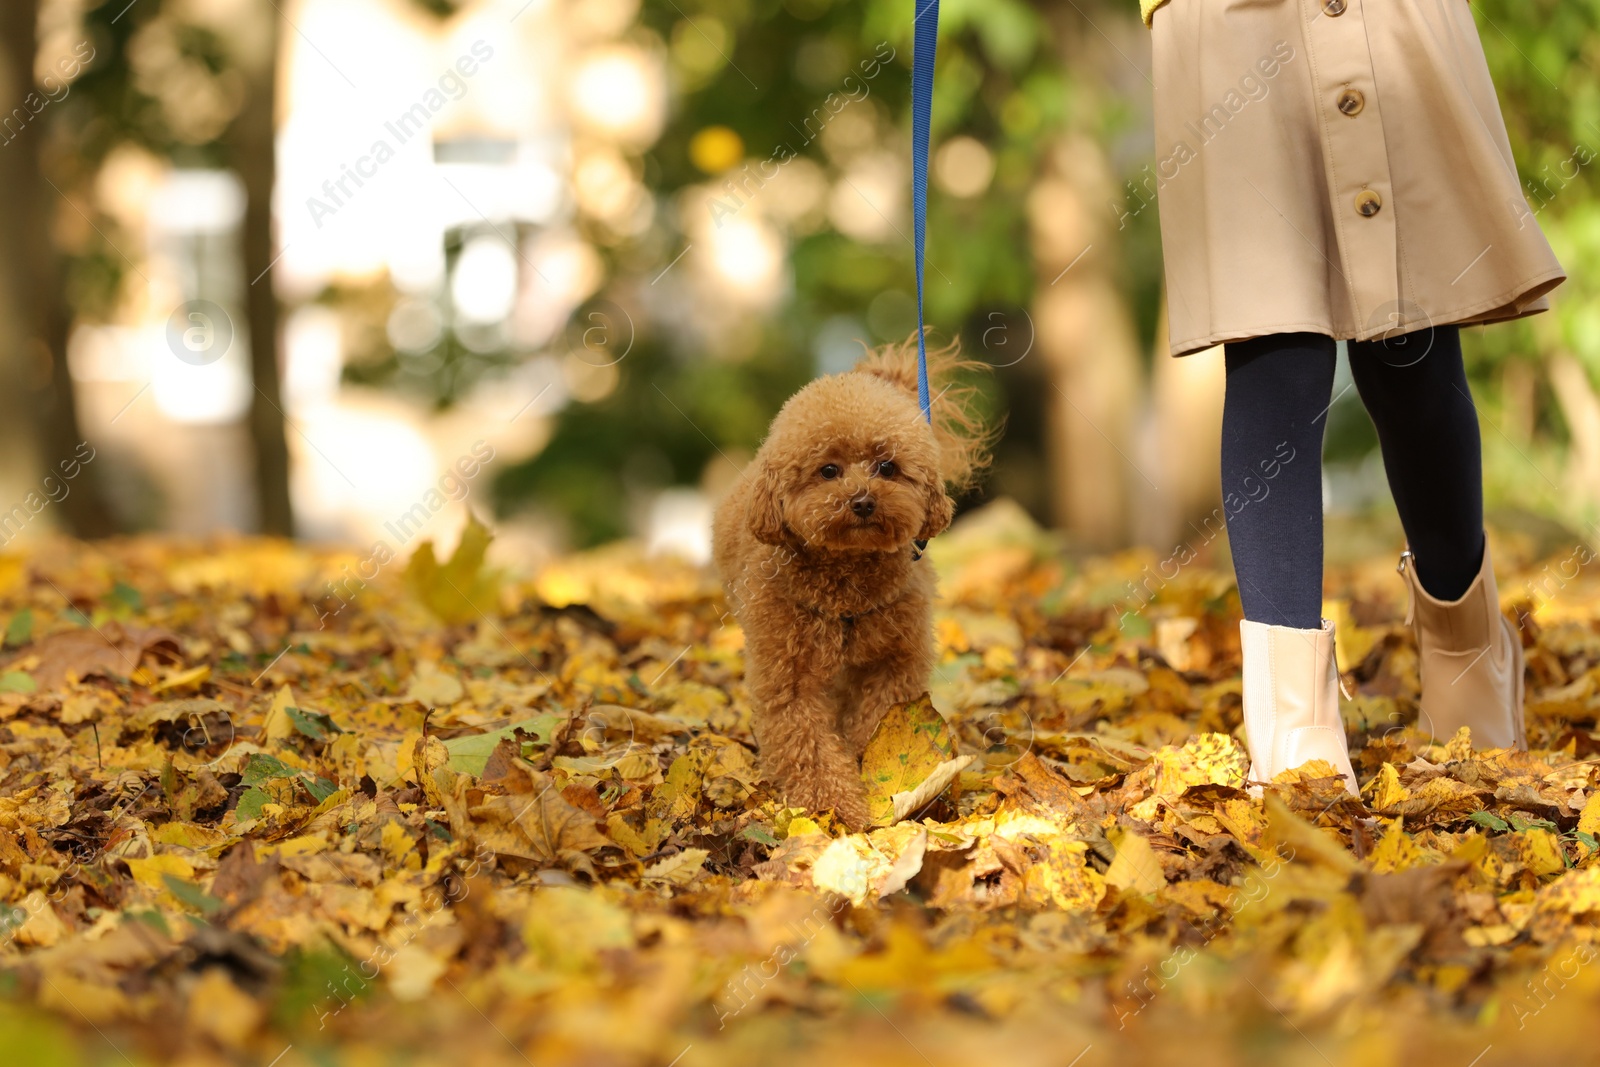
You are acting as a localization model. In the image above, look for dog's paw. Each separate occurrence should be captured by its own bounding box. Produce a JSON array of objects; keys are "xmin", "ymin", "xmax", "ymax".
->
[
  {"xmin": 786, "ymin": 780, "xmax": 870, "ymax": 833},
  {"xmin": 830, "ymin": 792, "xmax": 871, "ymax": 833}
]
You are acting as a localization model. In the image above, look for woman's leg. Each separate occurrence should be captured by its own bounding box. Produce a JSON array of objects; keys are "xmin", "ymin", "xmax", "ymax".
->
[
  {"xmin": 1222, "ymin": 332, "xmax": 1337, "ymax": 629},
  {"xmin": 1223, "ymin": 333, "xmax": 1355, "ymax": 792},
  {"xmin": 1347, "ymin": 323, "xmax": 1523, "ymax": 749},
  {"xmin": 1346, "ymin": 324, "xmax": 1483, "ymax": 600}
]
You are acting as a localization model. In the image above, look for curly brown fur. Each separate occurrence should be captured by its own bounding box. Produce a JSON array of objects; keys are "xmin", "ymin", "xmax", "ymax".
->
[{"xmin": 712, "ymin": 335, "xmax": 993, "ymax": 829}]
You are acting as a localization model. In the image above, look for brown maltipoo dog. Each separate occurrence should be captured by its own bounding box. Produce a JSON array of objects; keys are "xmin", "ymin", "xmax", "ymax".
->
[{"xmin": 712, "ymin": 338, "xmax": 992, "ymax": 829}]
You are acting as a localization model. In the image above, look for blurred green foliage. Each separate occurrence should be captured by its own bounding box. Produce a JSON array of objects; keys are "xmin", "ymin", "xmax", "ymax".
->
[{"xmin": 495, "ymin": 0, "xmax": 1137, "ymax": 543}]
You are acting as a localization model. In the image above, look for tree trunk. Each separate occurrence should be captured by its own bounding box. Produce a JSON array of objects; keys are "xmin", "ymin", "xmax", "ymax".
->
[
  {"xmin": 1137, "ymin": 298, "xmax": 1225, "ymax": 550},
  {"xmin": 230, "ymin": 7, "xmax": 293, "ymax": 536},
  {"xmin": 1028, "ymin": 134, "xmax": 1143, "ymax": 549},
  {"xmin": 0, "ymin": 0, "xmax": 115, "ymax": 537},
  {"xmin": 1549, "ymin": 353, "xmax": 1600, "ymax": 510}
]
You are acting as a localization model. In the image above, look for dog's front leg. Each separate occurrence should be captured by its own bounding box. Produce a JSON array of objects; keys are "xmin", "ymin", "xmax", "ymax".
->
[
  {"xmin": 841, "ymin": 655, "xmax": 933, "ymax": 754},
  {"xmin": 840, "ymin": 596, "xmax": 936, "ymax": 754},
  {"xmin": 747, "ymin": 620, "xmax": 868, "ymax": 830}
]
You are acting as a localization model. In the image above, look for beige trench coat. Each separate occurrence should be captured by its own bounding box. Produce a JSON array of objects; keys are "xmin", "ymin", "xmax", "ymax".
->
[{"xmin": 1150, "ymin": 0, "xmax": 1566, "ymax": 358}]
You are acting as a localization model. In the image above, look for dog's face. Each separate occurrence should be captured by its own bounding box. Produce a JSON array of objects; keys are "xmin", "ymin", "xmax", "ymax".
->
[{"xmin": 747, "ymin": 373, "xmax": 952, "ymax": 553}]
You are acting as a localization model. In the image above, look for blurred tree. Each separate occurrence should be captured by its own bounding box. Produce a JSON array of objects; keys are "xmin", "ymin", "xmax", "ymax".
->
[
  {"xmin": 0, "ymin": 0, "xmax": 116, "ymax": 537},
  {"xmin": 226, "ymin": 4, "xmax": 294, "ymax": 536},
  {"xmin": 37, "ymin": 0, "xmax": 295, "ymax": 534},
  {"xmin": 1468, "ymin": 0, "xmax": 1600, "ymax": 527}
]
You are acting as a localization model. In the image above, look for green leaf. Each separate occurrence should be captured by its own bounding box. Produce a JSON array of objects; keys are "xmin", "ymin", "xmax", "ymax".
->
[
  {"xmin": 300, "ymin": 775, "xmax": 339, "ymax": 803},
  {"xmin": 1506, "ymin": 813, "xmax": 1558, "ymax": 833},
  {"xmin": 235, "ymin": 786, "xmax": 273, "ymax": 820},
  {"xmin": 286, "ymin": 706, "xmax": 341, "ymax": 741},
  {"xmin": 0, "ymin": 670, "xmax": 35, "ymax": 694},
  {"xmin": 740, "ymin": 824, "xmax": 779, "ymax": 847},
  {"xmin": 161, "ymin": 874, "xmax": 222, "ymax": 916},
  {"xmin": 125, "ymin": 909, "xmax": 171, "ymax": 936},
  {"xmin": 240, "ymin": 752, "xmax": 337, "ymax": 804},
  {"xmin": 1119, "ymin": 612, "xmax": 1153, "ymax": 639},
  {"xmin": 109, "ymin": 581, "xmax": 144, "ymax": 614},
  {"xmin": 443, "ymin": 714, "xmax": 560, "ymax": 775},
  {"xmin": 4, "ymin": 608, "xmax": 32, "ymax": 648},
  {"xmin": 1469, "ymin": 810, "xmax": 1511, "ymax": 833},
  {"xmin": 241, "ymin": 752, "xmax": 302, "ymax": 786}
]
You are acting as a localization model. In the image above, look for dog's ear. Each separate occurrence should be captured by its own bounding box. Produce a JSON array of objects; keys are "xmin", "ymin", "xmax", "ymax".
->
[
  {"xmin": 919, "ymin": 479, "xmax": 954, "ymax": 541},
  {"xmin": 747, "ymin": 462, "xmax": 789, "ymax": 545}
]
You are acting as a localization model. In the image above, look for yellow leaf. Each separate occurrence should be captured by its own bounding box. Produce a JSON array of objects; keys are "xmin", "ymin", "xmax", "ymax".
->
[
  {"xmin": 149, "ymin": 822, "xmax": 232, "ymax": 851},
  {"xmin": 1020, "ymin": 834, "xmax": 1104, "ymax": 910},
  {"xmin": 262, "ymin": 685, "xmax": 297, "ymax": 745},
  {"xmin": 187, "ymin": 968, "xmax": 262, "ymax": 1049},
  {"xmin": 642, "ymin": 848, "xmax": 709, "ymax": 886},
  {"xmin": 522, "ymin": 886, "xmax": 633, "ymax": 972},
  {"xmin": 1368, "ymin": 763, "xmax": 1409, "ymax": 811},
  {"xmin": 891, "ymin": 754, "xmax": 973, "ymax": 822},
  {"xmin": 11, "ymin": 890, "xmax": 68, "ymax": 947},
  {"xmin": 264, "ymin": 834, "xmax": 329, "ymax": 859},
  {"xmin": 386, "ymin": 944, "xmax": 447, "ymax": 1001},
  {"xmin": 1325, "ymin": 598, "xmax": 1378, "ymax": 674},
  {"xmin": 1105, "ymin": 825, "xmax": 1165, "ymax": 895},
  {"xmin": 649, "ymin": 754, "xmax": 704, "ymax": 824},
  {"xmin": 783, "ymin": 815, "xmax": 826, "ymax": 839},
  {"xmin": 404, "ymin": 512, "xmax": 502, "ymax": 624},
  {"xmin": 381, "ymin": 820, "xmax": 419, "ymax": 870},
  {"xmin": 150, "ymin": 663, "xmax": 210, "ymax": 694},
  {"xmin": 404, "ymin": 660, "xmax": 465, "ymax": 707},
  {"xmin": 812, "ymin": 836, "xmax": 888, "ymax": 904},
  {"xmin": 604, "ymin": 811, "xmax": 668, "ymax": 857},
  {"xmin": 1262, "ymin": 793, "xmax": 1360, "ymax": 875},
  {"xmin": 125, "ymin": 853, "xmax": 196, "ymax": 891},
  {"xmin": 860, "ymin": 694, "xmax": 960, "ymax": 827},
  {"xmin": 1518, "ymin": 828, "xmax": 1567, "ymax": 878},
  {"xmin": 1147, "ymin": 733, "xmax": 1249, "ymax": 796},
  {"xmin": 1578, "ymin": 791, "xmax": 1600, "ymax": 837},
  {"xmin": 1536, "ymin": 867, "xmax": 1600, "ymax": 914},
  {"xmin": 1367, "ymin": 818, "xmax": 1431, "ymax": 873}
]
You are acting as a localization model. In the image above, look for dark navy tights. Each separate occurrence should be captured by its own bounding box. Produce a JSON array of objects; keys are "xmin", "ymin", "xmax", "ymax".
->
[{"xmin": 1222, "ymin": 326, "xmax": 1484, "ymax": 629}]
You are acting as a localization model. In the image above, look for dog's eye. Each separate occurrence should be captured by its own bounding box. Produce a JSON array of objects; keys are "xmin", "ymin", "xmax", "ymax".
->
[
  {"xmin": 819, "ymin": 464, "xmax": 841, "ymax": 480},
  {"xmin": 875, "ymin": 460, "xmax": 897, "ymax": 478}
]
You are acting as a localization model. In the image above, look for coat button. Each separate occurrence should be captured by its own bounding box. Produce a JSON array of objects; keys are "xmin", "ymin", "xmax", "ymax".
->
[
  {"xmin": 1338, "ymin": 89, "xmax": 1365, "ymax": 116},
  {"xmin": 1323, "ymin": 0, "xmax": 1346, "ymax": 14},
  {"xmin": 1356, "ymin": 190, "xmax": 1382, "ymax": 217}
]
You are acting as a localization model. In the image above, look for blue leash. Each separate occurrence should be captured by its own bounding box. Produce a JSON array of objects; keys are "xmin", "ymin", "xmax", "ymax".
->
[
  {"xmin": 911, "ymin": 0, "xmax": 939, "ymax": 425},
  {"xmin": 910, "ymin": 0, "xmax": 939, "ymax": 561}
]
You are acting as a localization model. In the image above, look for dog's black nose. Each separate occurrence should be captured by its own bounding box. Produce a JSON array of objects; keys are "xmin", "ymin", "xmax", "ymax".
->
[{"xmin": 850, "ymin": 493, "xmax": 876, "ymax": 517}]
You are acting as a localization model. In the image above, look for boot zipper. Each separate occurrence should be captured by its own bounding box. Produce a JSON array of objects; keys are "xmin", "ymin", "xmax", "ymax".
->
[{"xmin": 1397, "ymin": 548, "xmax": 1416, "ymax": 626}]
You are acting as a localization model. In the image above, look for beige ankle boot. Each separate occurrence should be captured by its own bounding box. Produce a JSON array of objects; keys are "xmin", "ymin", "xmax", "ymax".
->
[
  {"xmin": 1400, "ymin": 541, "xmax": 1526, "ymax": 751},
  {"xmin": 1240, "ymin": 619, "xmax": 1358, "ymax": 795}
]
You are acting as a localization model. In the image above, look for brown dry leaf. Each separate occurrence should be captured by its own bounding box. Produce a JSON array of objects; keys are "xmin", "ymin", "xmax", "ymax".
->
[{"xmin": 24, "ymin": 623, "xmax": 178, "ymax": 690}]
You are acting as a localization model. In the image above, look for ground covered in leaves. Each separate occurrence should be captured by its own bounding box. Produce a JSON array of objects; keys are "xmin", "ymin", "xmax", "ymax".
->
[{"xmin": 4, "ymin": 502, "xmax": 1600, "ymax": 1066}]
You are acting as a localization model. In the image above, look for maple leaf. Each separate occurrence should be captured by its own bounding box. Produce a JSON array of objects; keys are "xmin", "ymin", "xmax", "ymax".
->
[{"xmin": 403, "ymin": 511, "xmax": 503, "ymax": 624}]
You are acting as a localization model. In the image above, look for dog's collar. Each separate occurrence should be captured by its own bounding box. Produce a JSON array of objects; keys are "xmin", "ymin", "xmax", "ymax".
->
[{"xmin": 911, "ymin": 538, "xmax": 928, "ymax": 562}]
